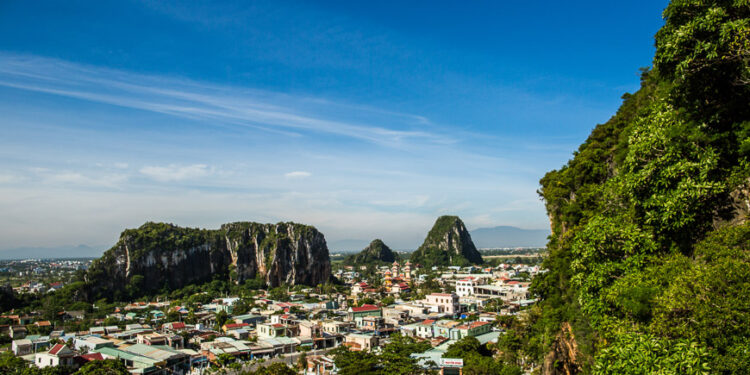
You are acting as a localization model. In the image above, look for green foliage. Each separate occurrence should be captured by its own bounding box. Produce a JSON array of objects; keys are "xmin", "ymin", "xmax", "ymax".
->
[
  {"xmin": 332, "ymin": 334, "xmax": 431, "ymax": 375},
  {"xmin": 594, "ymin": 333, "xmax": 711, "ymax": 375},
  {"xmin": 82, "ymin": 221, "xmax": 325, "ymax": 302},
  {"xmin": 0, "ymin": 351, "xmax": 76, "ymax": 375},
  {"xmin": 410, "ymin": 216, "xmax": 483, "ymax": 267},
  {"xmin": 655, "ymin": 0, "xmax": 750, "ymax": 127},
  {"xmin": 344, "ymin": 239, "xmax": 399, "ymax": 266},
  {"xmin": 241, "ymin": 362, "xmax": 297, "ymax": 375},
  {"xmin": 268, "ymin": 285, "xmax": 289, "ymax": 301},
  {"xmin": 331, "ymin": 346, "xmax": 379, "ymax": 375},
  {"xmin": 526, "ymin": 0, "xmax": 750, "ymax": 372},
  {"xmin": 74, "ymin": 359, "xmax": 129, "ymax": 375},
  {"xmin": 443, "ymin": 336, "xmax": 522, "ymax": 375}
]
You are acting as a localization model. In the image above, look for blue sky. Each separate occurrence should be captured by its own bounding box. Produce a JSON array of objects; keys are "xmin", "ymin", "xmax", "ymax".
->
[{"xmin": 0, "ymin": 0, "xmax": 668, "ymax": 252}]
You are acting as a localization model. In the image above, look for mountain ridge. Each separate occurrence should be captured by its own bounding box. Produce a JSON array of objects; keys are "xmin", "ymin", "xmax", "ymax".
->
[
  {"xmin": 409, "ymin": 215, "xmax": 483, "ymax": 267},
  {"xmin": 83, "ymin": 221, "xmax": 331, "ymax": 301}
]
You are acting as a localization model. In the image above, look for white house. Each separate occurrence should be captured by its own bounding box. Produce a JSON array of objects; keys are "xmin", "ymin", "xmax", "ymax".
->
[
  {"xmin": 455, "ymin": 277, "xmax": 482, "ymax": 297},
  {"xmin": 35, "ymin": 344, "xmax": 74, "ymax": 368}
]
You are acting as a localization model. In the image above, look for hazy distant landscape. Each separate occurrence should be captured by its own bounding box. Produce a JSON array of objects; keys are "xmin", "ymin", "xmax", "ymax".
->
[{"xmin": 0, "ymin": 225, "xmax": 549, "ymax": 259}]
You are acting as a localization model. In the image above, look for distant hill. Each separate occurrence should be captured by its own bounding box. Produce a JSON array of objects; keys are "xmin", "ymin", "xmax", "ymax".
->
[
  {"xmin": 0, "ymin": 244, "xmax": 104, "ymax": 260},
  {"xmin": 470, "ymin": 226, "xmax": 550, "ymax": 248},
  {"xmin": 344, "ymin": 239, "xmax": 399, "ymax": 265},
  {"xmin": 410, "ymin": 215, "xmax": 483, "ymax": 267}
]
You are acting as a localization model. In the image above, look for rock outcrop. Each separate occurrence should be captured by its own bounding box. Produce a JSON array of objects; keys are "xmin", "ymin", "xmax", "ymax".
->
[
  {"xmin": 345, "ymin": 239, "xmax": 398, "ymax": 265},
  {"xmin": 542, "ymin": 322, "xmax": 583, "ymax": 375},
  {"xmin": 409, "ymin": 216, "xmax": 483, "ymax": 267},
  {"xmin": 84, "ymin": 221, "xmax": 330, "ymax": 300}
]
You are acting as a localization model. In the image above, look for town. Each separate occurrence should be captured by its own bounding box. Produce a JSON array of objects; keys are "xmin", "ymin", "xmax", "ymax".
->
[{"xmin": 1, "ymin": 258, "xmax": 542, "ymax": 374}]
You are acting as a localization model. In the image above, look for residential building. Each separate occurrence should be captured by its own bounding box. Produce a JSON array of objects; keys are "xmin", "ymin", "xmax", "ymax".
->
[
  {"xmin": 11, "ymin": 339, "xmax": 32, "ymax": 356},
  {"xmin": 425, "ymin": 293, "xmax": 460, "ymax": 315},
  {"xmin": 347, "ymin": 304, "xmax": 381, "ymax": 321},
  {"xmin": 35, "ymin": 344, "xmax": 75, "ymax": 369},
  {"xmin": 344, "ymin": 333, "xmax": 378, "ymax": 351},
  {"xmin": 257, "ymin": 323, "xmax": 286, "ymax": 338}
]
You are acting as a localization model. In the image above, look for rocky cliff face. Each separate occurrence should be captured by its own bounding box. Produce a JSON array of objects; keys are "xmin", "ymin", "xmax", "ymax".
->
[
  {"xmin": 410, "ymin": 216, "xmax": 483, "ymax": 267},
  {"xmin": 84, "ymin": 221, "xmax": 330, "ymax": 300}
]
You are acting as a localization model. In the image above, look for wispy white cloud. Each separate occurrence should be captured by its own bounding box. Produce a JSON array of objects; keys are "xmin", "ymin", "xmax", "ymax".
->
[
  {"xmin": 139, "ymin": 164, "xmax": 212, "ymax": 182},
  {"xmin": 284, "ymin": 171, "xmax": 312, "ymax": 179},
  {"xmin": 0, "ymin": 174, "xmax": 24, "ymax": 184},
  {"xmin": 0, "ymin": 53, "xmax": 454, "ymax": 148},
  {"xmin": 38, "ymin": 171, "xmax": 128, "ymax": 188},
  {"xmin": 0, "ymin": 54, "xmax": 556, "ymax": 251}
]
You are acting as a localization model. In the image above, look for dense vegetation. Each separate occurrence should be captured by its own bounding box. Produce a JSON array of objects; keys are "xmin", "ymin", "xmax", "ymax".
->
[
  {"xmin": 0, "ymin": 353, "xmax": 129, "ymax": 375},
  {"xmin": 520, "ymin": 0, "xmax": 750, "ymax": 373},
  {"xmin": 410, "ymin": 216, "xmax": 483, "ymax": 267},
  {"xmin": 82, "ymin": 220, "xmax": 329, "ymax": 301},
  {"xmin": 343, "ymin": 239, "xmax": 399, "ymax": 266},
  {"xmin": 332, "ymin": 334, "xmax": 432, "ymax": 374}
]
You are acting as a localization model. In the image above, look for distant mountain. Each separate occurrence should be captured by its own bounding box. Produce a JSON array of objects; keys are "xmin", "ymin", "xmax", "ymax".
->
[
  {"xmin": 328, "ymin": 238, "xmax": 371, "ymax": 253},
  {"xmin": 344, "ymin": 239, "xmax": 398, "ymax": 265},
  {"xmin": 470, "ymin": 226, "xmax": 550, "ymax": 248},
  {"xmin": 410, "ymin": 215, "xmax": 483, "ymax": 267},
  {"xmin": 0, "ymin": 244, "xmax": 104, "ymax": 260}
]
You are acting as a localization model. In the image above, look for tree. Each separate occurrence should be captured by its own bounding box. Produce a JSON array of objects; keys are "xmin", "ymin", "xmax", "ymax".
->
[
  {"xmin": 75, "ymin": 359, "xmax": 130, "ymax": 375},
  {"xmin": 268, "ymin": 286, "xmax": 289, "ymax": 302},
  {"xmin": 381, "ymin": 296, "xmax": 396, "ymax": 306},
  {"xmin": 297, "ymin": 351, "xmax": 307, "ymax": 371},
  {"xmin": 248, "ymin": 362, "xmax": 297, "ymax": 375},
  {"xmin": 444, "ymin": 336, "xmax": 522, "ymax": 375},
  {"xmin": 214, "ymin": 310, "xmax": 229, "ymax": 331},
  {"xmin": 331, "ymin": 345, "xmax": 379, "ymax": 375},
  {"xmin": 379, "ymin": 334, "xmax": 431, "ymax": 374},
  {"xmin": 331, "ymin": 334, "xmax": 431, "ymax": 375}
]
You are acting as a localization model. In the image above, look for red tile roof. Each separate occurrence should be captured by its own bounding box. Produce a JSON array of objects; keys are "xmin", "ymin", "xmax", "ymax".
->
[
  {"xmin": 48, "ymin": 344, "xmax": 66, "ymax": 355},
  {"xmin": 80, "ymin": 353, "xmax": 104, "ymax": 362},
  {"xmin": 224, "ymin": 323, "xmax": 249, "ymax": 329},
  {"xmin": 165, "ymin": 322, "xmax": 186, "ymax": 330},
  {"xmin": 421, "ymin": 319, "xmax": 436, "ymax": 325},
  {"xmin": 430, "ymin": 293, "xmax": 453, "ymax": 297},
  {"xmin": 351, "ymin": 304, "xmax": 380, "ymax": 312}
]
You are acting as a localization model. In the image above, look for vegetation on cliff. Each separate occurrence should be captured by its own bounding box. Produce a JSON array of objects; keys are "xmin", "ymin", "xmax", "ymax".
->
[
  {"xmin": 517, "ymin": 1, "xmax": 750, "ymax": 373},
  {"xmin": 84, "ymin": 221, "xmax": 331, "ymax": 301},
  {"xmin": 409, "ymin": 216, "xmax": 483, "ymax": 267},
  {"xmin": 343, "ymin": 239, "xmax": 399, "ymax": 266}
]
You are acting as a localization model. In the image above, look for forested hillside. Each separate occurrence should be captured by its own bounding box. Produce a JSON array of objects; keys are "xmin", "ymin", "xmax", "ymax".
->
[{"xmin": 520, "ymin": 1, "xmax": 750, "ymax": 373}]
